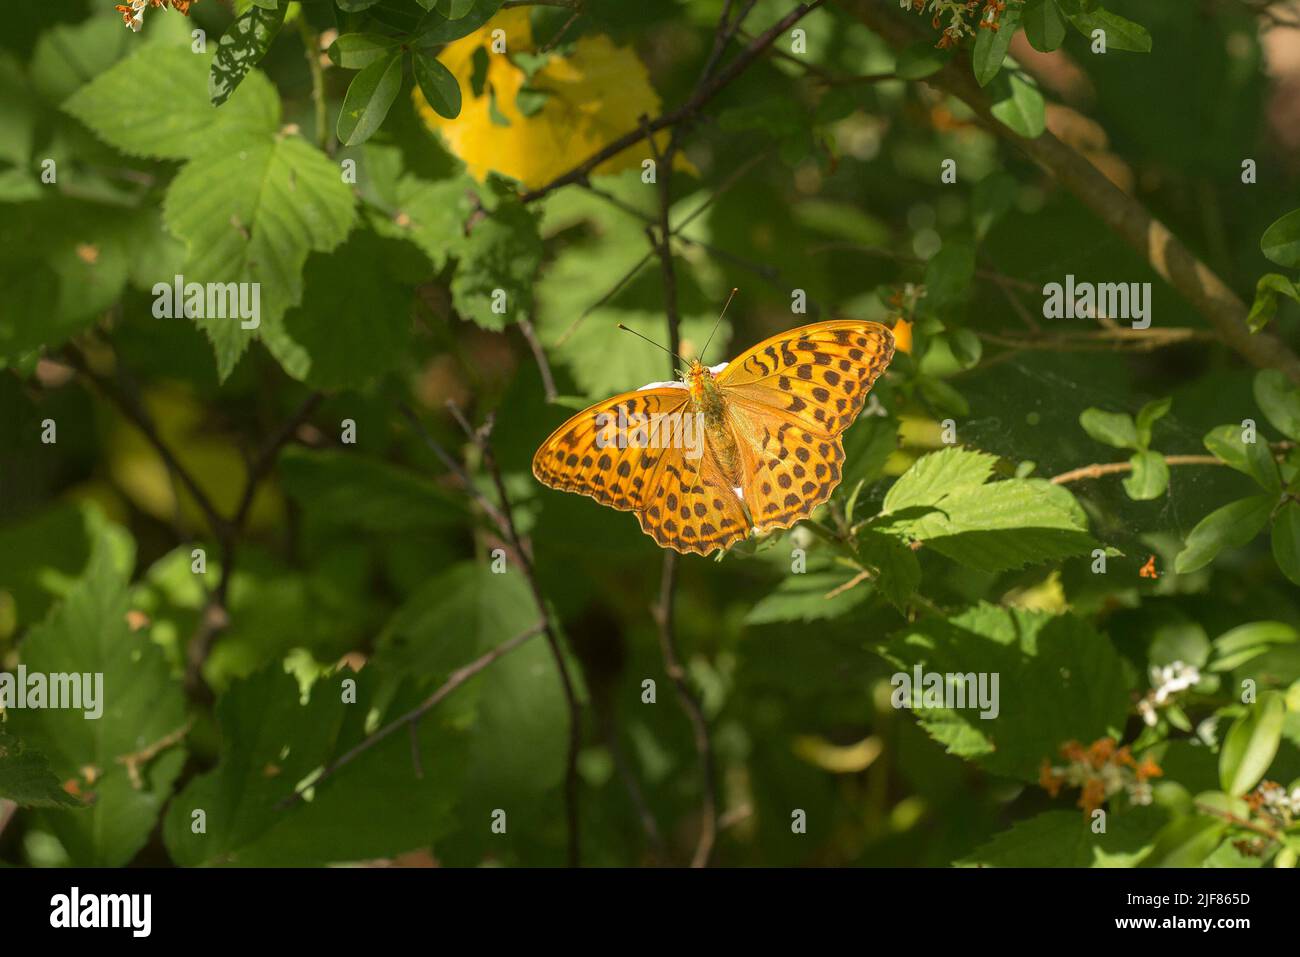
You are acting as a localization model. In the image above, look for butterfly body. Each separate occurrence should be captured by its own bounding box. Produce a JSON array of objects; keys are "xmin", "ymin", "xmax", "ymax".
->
[{"xmin": 533, "ymin": 320, "xmax": 895, "ymax": 556}]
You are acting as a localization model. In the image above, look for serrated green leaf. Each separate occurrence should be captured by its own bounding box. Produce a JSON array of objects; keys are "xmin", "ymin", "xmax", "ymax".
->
[
  {"xmin": 210, "ymin": 1, "xmax": 286, "ymax": 106},
  {"xmin": 857, "ymin": 530, "xmax": 919, "ymax": 611},
  {"xmin": 262, "ymin": 232, "xmax": 414, "ymax": 388},
  {"xmin": 451, "ymin": 191, "xmax": 543, "ymax": 329},
  {"xmin": 886, "ymin": 604, "xmax": 1129, "ymax": 781},
  {"xmin": 7, "ymin": 535, "xmax": 186, "ymax": 865},
  {"xmin": 162, "ymin": 135, "xmax": 357, "ymax": 380},
  {"xmin": 1220, "ymin": 692, "xmax": 1286, "ymax": 796},
  {"xmin": 1174, "ymin": 494, "xmax": 1274, "ymax": 574},
  {"xmin": 64, "ymin": 45, "xmax": 279, "ymax": 160},
  {"xmin": 880, "ymin": 449, "xmax": 1094, "ymax": 573},
  {"xmin": 744, "ymin": 571, "xmax": 873, "ymax": 624},
  {"xmin": 338, "ymin": 51, "xmax": 404, "ymax": 146},
  {"xmin": 0, "ymin": 731, "xmax": 81, "ymax": 809},
  {"xmin": 958, "ymin": 807, "xmax": 1165, "ymax": 867},
  {"xmin": 279, "ymin": 446, "xmax": 463, "ymax": 532}
]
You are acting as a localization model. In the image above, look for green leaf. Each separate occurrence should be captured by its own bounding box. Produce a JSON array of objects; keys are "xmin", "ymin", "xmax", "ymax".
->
[
  {"xmin": 210, "ymin": 1, "xmax": 287, "ymax": 106},
  {"xmin": 1143, "ymin": 816, "xmax": 1227, "ymax": 867},
  {"xmin": 973, "ymin": 4, "xmax": 1023, "ymax": 86},
  {"xmin": 744, "ymin": 571, "xmax": 873, "ymax": 624},
  {"xmin": 1122, "ymin": 450, "xmax": 1169, "ymax": 501},
  {"xmin": 162, "ymin": 135, "xmax": 357, "ymax": 380},
  {"xmin": 163, "ymin": 665, "xmax": 469, "ymax": 865},
  {"xmin": 1246, "ymin": 274, "xmax": 1300, "ymax": 334},
  {"xmin": 372, "ymin": 173, "xmax": 478, "ymax": 269},
  {"xmin": 1254, "ymin": 369, "xmax": 1300, "ymax": 442},
  {"xmin": 923, "ymin": 241, "xmax": 975, "ymax": 308},
  {"xmin": 885, "ymin": 604, "xmax": 1129, "ymax": 781},
  {"xmin": 279, "ymin": 446, "xmax": 463, "ymax": 533},
  {"xmin": 451, "ymin": 190, "xmax": 543, "ymax": 330},
  {"xmin": 880, "ymin": 449, "xmax": 1095, "ymax": 573},
  {"xmin": 1210, "ymin": 621, "xmax": 1299, "ymax": 673},
  {"xmin": 895, "ymin": 40, "xmax": 945, "ymax": 80},
  {"xmin": 7, "ymin": 536, "xmax": 187, "ymax": 866},
  {"xmin": 858, "ymin": 530, "xmax": 920, "ymax": 611},
  {"xmin": 1022, "ymin": 0, "xmax": 1067, "ymax": 53},
  {"xmin": 0, "ymin": 731, "xmax": 80, "ymax": 809},
  {"xmin": 1065, "ymin": 7, "xmax": 1153, "ymax": 52},
  {"xmin": 1080, "ymin": 407, "xmax": 1138, "ymax": 449},
  {"xmin": 262, "ymin": 232, "xmax": 414, "ymax": 388},
  {"xmin": 412, "ymin": 49, "xmax": 461, "ymax": 119},
  {"xmin": 338, "ymin": 51, "xmax": 404, "ymax": 147},
  {"xmin": 1134, "ymin": 396, "xmax": 1172, "ymax": 449},
  {"xmin": 1273, "ymin": 502, "xmax": 1300, "ymax": 586},
  {"xmin": 337, "ymin": 0, "xmax": 382, "ymax": 10},
  {"xmin": 64, "ymin": 45, "xmax": 279, "ymax": 160},
  {"xmin": 990, "ymin": 73, "xmax": 1046, "ymax": 137},
  {"xmin": 416, "ymin": 1, "xmax": 503, "ymax": 46},
  {"xmin": 374, "ymin": 564, "xmax": 566, "ymax": 805},
  {"xmin": 0, "ymin": 502, "xmax": 132, "ymax": 629},
  {"xmin": 1219, "ymin": 692, "xmax": 1286, "ymax": 796},
  {"xmin": 958, "ymin": 807, "xmax": 1165, "ymax": 867},
  {"xmin": 328, "ymin": 33, "xmax": 399, "ymax": 70},
  {"xmin": 1261, "ymin": 208, "xmax": 1300, "ymax": 269},
  {"xmin": 1174, "ymin": 494, "xmax": 1274, "ymax": 574},
  {"xmin": 1203, "ymin": 424, "xmax": 1280, "ymax": 491}
]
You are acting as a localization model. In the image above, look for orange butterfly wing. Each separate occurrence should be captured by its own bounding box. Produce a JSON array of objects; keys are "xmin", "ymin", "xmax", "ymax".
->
[
  {"xmin": 531, "ymin": 387, "xmax": 750, "ymax": 555},
  {"xmin": 717, "ymin": 320, "xmax": 894, "ymax": 531}
]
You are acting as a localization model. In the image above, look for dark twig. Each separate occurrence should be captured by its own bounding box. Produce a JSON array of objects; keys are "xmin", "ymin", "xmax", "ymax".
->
[
  {"xmin": 517, "ymin": 317, "xmax": 559, "ymax": 402},
  {"xmin": 464, "ymin": 408, "xmax": 584, "ymax": 868},
  {"xmin": 278, "ymin": 623, "xmax": 547, "ymax": 809},
  {"xmin": 644, "ymin": 110, "xmax": 719, "ymax": 867}
]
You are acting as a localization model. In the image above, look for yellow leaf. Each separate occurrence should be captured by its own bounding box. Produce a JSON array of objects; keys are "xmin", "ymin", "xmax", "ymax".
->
[{"xmin": 414, "ymin": 10, "xmax": 681, "ymax": 189}]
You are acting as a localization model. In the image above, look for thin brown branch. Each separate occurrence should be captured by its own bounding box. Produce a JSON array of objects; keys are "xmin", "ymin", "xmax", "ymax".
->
[
  {"xmin": 116, "ymin": 720, "xmax": 193, "ymax": 790},
  {"xmin": 517, "ymin": 317, "xmax": 559, "ymax": 402},
  {"xmin": 652, "ymin": 552, "xmax": 718, "ymax": 868},
  {"xmin": 278, "ymin": 623, "xmax": 546, "ymax": 810},
  {"xmin": 836, "ymin": 0, "xmax": 1300, "ymax": 385},
  {"xmin": 1194, "ymin": 801, "xmax": 1285, "ymax": 843},
  {"xmin": 456, "ymin": 406, "xmax": 584, "ymax": 867},
  {"xmin": 1049, "ymin": 455, "xmax": 1221, "ymax": 485},
  {"xmin": 518, "ymin": 1, "xmax": 828, "ymax": 204}
]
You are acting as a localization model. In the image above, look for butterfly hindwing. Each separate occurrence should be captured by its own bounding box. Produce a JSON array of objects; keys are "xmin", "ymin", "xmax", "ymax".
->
[{"xmin": 637, "ymin": 445, "xmax": 750, "ymax": 556}]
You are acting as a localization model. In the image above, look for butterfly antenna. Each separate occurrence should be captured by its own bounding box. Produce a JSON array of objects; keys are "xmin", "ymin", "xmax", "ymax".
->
[
  {"xmin": 701, "ymin": 287, "xmax": 738, "ymax": 364},
  {"xmin": 616, "ymin": 323, "xmax": 686, "ymax": 366}
]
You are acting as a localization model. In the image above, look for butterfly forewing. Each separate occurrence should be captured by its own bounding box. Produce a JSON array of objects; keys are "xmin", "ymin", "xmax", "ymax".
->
[
  {"xmin": 718, "ymin": 320, "xmax": 893, "ymax": 531},
  {"xmin": 716, "ymin": 320, "xmax": 894, "ymax": 439},
  {"xmin": 532, "ymin": 388, "xmax": 691, "ymax": 511}
]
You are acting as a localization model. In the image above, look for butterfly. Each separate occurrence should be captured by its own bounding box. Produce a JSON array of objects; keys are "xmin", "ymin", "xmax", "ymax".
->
[{"xmin": 532, "ymin": 320, "xmax": 895, "ymax": 556}]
